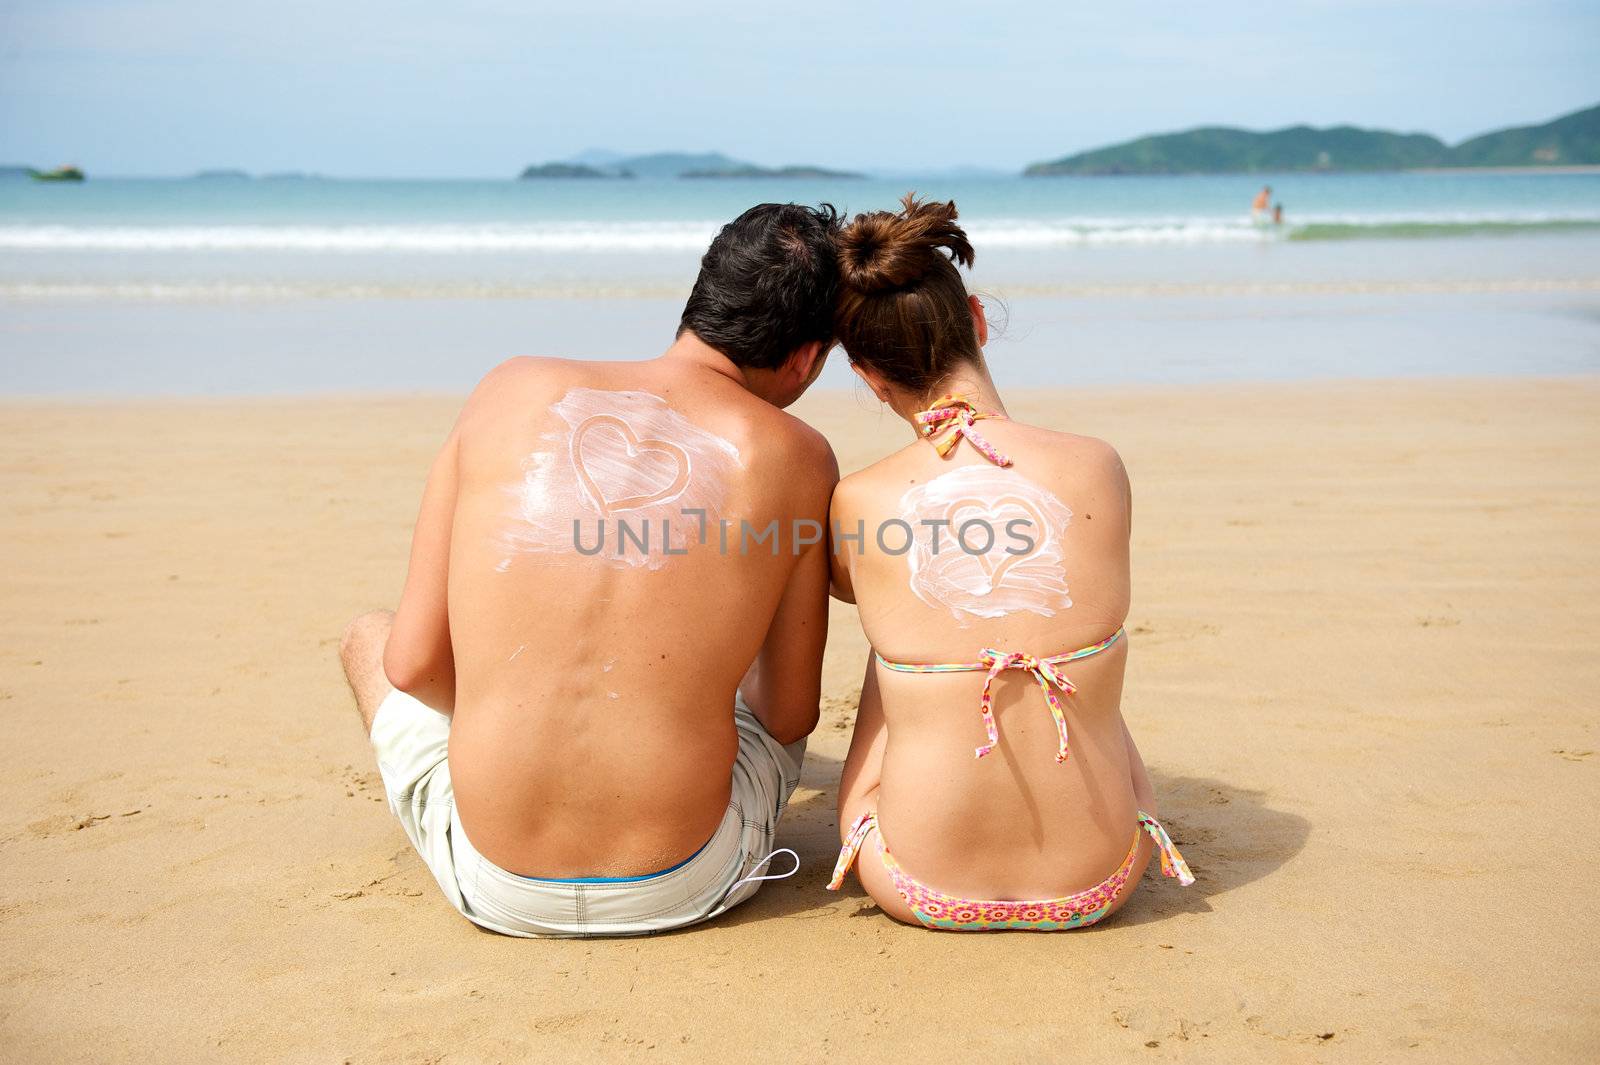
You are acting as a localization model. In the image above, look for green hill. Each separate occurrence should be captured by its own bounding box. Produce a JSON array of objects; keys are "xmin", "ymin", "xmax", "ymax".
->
[
  {"xmin": 1026, "ymin": 125, "xmax": 1448, "ymax": 176},
  {"xmin": 1025, "ymin": 103, "xmax": 1600, "ymax": 175},
  {"xmin": 1449, "ymin": 104, "xmax": 1600, "ymax": 167}
]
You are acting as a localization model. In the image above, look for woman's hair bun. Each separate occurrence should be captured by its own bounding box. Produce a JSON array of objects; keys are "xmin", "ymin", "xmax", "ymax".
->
[{"xmin": 837, "ymin": 193, "xmax": 974, "ymax": 295}]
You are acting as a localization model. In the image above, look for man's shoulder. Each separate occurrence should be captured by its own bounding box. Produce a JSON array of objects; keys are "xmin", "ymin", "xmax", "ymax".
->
[
  {"xmin": 460, "ymin": 355, "xmax": 543, "ymax": 404},
  {"xmin": 470, "ymin": 355, "xmax": 580, "ymax": 396},
  {"xmin": 740, "ymin": 406, "xmax": 838, "ymax": 500},
  {"xmin": 767, "ymin": 407, "xmax": 836, "ymax": 466},
  {"xmin": 457, "ymin": 356, "xmax": 613, "ymax": 427}
]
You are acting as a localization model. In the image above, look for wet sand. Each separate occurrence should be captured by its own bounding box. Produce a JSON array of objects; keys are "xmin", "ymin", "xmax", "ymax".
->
[{"xmin": 2, "ymin": 377, "xmax": 1597, "ymax": 1062}]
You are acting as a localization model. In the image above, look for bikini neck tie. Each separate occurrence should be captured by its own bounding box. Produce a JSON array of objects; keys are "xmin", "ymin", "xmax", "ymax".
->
[
  {"xmin": 974, "ymin": 649, "xmax": 1076, "ymax": 764},
  {"xmin": 914, "ymin": 395, "xmax": 1012, "ymax": 467}
]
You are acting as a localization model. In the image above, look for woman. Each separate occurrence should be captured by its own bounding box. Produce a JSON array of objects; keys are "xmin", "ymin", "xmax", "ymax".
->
[{"xmin": 826, "ymin": 195, "xmax": 1193, "ymax": 930}]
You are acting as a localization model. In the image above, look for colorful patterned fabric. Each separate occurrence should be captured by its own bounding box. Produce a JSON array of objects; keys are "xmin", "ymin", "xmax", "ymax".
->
[
  {"xmin": 826, "ymin": 809, "xmax": 1195, "ymax": 931},
  {"xmin": 876, "ymin": 627, "xmax": 1125, "ymax": 764},
  {"xmin": 914, "ymin": 395, "xmax": 1012, "ymax": 467}
]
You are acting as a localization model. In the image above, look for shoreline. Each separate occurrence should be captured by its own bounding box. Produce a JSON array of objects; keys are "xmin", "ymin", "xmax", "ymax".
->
[
  {"xmin": 5, "ymin": 274, "xmax": 1600, "ymax": 304},
  {"xmin": 4, "ymin": 280, "xmax": 1597, "ymax": 395},
  {"xmin": 1, "ymin": 369, "xmax": 1598, "ymax": 407}
]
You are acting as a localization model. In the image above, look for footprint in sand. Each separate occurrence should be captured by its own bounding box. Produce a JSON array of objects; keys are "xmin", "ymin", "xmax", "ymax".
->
[{"xmin": 1128, "ymin": 621, "xmax": 1221, "ymax": 645}]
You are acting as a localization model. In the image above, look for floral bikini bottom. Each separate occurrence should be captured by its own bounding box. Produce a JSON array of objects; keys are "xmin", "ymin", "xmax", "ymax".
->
[{"xmin": 827, "ymin": 810, "xmax": 1194, "ymax": 931}]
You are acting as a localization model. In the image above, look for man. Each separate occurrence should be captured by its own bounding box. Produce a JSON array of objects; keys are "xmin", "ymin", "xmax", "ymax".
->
[{"xmin": 338, "ymin": 203, "xmax": 842, "ymax": 936}]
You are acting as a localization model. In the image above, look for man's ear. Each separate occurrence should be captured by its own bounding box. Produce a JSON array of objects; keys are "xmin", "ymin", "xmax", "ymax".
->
[
  {"xmin": 969, "ymin": 294, "xmax": 989, "ymax": 348},
  {"xmin": 784, "ymin": 340, "xmax": 827, "ymax": 390}
]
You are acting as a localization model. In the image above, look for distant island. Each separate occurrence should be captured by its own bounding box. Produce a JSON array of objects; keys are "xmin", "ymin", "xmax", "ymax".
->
[
  {"xmin": 3, "ymin": 164, "xmax": 87, "ymax": 182},
  {"xmin": 682, "ymin": 164, "xmax": 863, "ymax": 180},
  {"xmin": 29, "ymin": 165, "xmax": 86, "ymax": 182},
  {"xmin": 1024, "ymin": 102, "xmax": 1600, "ymax": 175},
  {"xmin": 518, "ymin": 162, "xmax": 630, "ymax": 179},
  {"xmin": 519, "ymin": 150, "xmax": 859, "ymax": 180}
]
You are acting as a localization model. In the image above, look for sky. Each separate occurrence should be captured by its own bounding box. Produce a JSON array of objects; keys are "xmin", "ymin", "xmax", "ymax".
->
[{"xmin": 2, "ymin": 1, "xmax": 1597, "ymax": 178}]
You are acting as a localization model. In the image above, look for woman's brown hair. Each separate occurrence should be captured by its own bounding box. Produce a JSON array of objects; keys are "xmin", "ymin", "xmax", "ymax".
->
[{"xmin": 834, "ymin": 193, "xmax": 980, "ymax": 393}]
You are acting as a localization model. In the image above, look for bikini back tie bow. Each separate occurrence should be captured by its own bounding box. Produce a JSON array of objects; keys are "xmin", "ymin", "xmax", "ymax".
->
[
  {"xmin": 974, "ymin": 648, "xmax": 1077, "ymax": 763},
  {"xmin": 914, "ymin": 395, "xmax": 1012, "ymax": 467}
]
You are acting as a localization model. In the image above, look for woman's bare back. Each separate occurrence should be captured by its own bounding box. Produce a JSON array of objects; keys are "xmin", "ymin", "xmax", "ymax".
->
[{"xmin": 833, "ymin": 414, "xmax": 1155, "ymax": 910}]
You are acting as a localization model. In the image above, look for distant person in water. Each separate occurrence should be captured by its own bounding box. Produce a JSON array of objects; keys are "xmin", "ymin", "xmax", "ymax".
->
[
  {"xmin": 1252, "ymin": 185, "xmax": 1272, "ymax": 222},
  {"xmin": 337, "ymin": 203, "xmax": 842, "ymax": 937},
  {"xmin": 1272, "ymin": 203, "xmax": 1284, "ymax": 226}
]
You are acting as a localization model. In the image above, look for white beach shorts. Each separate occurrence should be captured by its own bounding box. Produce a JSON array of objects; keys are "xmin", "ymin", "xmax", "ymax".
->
[{"xmin": 368, "ymin": 688, "xmax": 805, "ymax": 938}]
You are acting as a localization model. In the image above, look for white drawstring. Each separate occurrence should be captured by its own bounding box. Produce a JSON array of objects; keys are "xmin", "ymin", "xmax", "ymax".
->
[{"xmin": 728, "ymin": 847, "xmax": 800, "ymax": 892}]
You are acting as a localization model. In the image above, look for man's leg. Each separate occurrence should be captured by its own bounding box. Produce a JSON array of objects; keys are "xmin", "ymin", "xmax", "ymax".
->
[
  {"xmin": 339, "ymin": 609, "xmax": 395, "ymax": 734},
  {"xmin": 338, "ymin": 609, "xmax": 472, "ymax": 923}
]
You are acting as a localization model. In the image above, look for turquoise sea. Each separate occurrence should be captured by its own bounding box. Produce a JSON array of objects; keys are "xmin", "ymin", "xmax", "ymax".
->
[{"xmin": 2, "ymin": 171, "xmax": 1598, "ymax": 393}]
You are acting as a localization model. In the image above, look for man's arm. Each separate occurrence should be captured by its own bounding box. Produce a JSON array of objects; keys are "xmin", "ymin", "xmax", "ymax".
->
[
  {"xmin": 740, "ymin": 434, "xmax": 838, "ymax": 745},
  {"xmin": 383, "ymin": 430, "xmax": 460, "ymax": 712},
  {"xmin": 382, "ymin": 360, "xmax": 530, "ymax": 710}
]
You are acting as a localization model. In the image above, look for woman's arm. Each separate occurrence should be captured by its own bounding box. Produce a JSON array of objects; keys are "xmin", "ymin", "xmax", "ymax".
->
[
  {"xmin": 827, "ymin": 474, "xmax": 859, "ymax": 604},
  {"xmin": 1121, "ymin": 715, "xmax": 1157, "ymax": 816},
  {"xmin": 837, "ymin": 654, "xmax": 888, "ymax": 829}
]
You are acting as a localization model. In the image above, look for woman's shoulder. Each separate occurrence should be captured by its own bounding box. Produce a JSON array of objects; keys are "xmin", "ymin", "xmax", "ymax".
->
[
  {"xmin": 1009, "ymin": 419, "xmax": 1121, "ymax": 457},
  {"xmin": 831, "ymin": 445, "xmax": 924, "ymax": 515},
  {"xmin": 1007, "ymin": 424, "xmax": 1128, "ymax": 485}
]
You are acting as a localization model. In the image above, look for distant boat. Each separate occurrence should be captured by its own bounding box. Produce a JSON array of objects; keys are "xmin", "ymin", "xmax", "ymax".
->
[{"xmin": 29, "ymin": 165, "xmax": 85, "ymax": 182}]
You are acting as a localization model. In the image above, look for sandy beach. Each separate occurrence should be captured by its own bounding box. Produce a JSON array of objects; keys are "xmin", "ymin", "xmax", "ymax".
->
[{"xmin": 2, "ymin": 376, "xmax": 1597, "ymax": 1063}]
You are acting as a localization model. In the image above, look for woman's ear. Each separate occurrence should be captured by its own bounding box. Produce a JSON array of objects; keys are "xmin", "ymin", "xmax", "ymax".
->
[
  {"xmin": 850, "ymin": 362, "xmax": 894, "ymax": 406},
  {"xmin": 969, "ymin": 294, "xmax": 989, "ymax": 348}
]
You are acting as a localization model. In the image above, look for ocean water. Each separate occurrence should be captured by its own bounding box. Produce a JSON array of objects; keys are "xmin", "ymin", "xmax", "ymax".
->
[{"xmin": 1, "ymin": 172, "xmax": 1597, "ymax": 394}]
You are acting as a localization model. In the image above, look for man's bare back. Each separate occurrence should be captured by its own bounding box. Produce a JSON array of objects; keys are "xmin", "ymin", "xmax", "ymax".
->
[{"xmin": 390, "ymin": 345, "xmax": 835, "ymax": 876}]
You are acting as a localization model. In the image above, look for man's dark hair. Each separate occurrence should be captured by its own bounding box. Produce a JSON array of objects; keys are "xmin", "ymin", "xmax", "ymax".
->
[{"xmin": 678, "ymin": 202, "xmax": 842, "ymax": 370}]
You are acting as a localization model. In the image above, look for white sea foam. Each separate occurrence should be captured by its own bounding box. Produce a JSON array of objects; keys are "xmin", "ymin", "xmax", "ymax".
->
[
  {"xmin": 2, "ymin": 210, "xmax": 1596, "ymax": 254},
  {"xmin": 0, "ymin": 222, "xmax": 722, "ymax": 252},
  {"xmin": 4, "ymin": 277, "xmax": 1597, "ymax": 303}
]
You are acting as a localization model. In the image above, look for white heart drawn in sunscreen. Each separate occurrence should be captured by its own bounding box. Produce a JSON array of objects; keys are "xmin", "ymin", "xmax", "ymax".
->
[
  {"xmin": 571, "ymin": 414, "xmax": 692, "ymax": 516},
  {"xmin": 945, "ymin": 495, "xmax": 1048, "ymax": 592}
]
